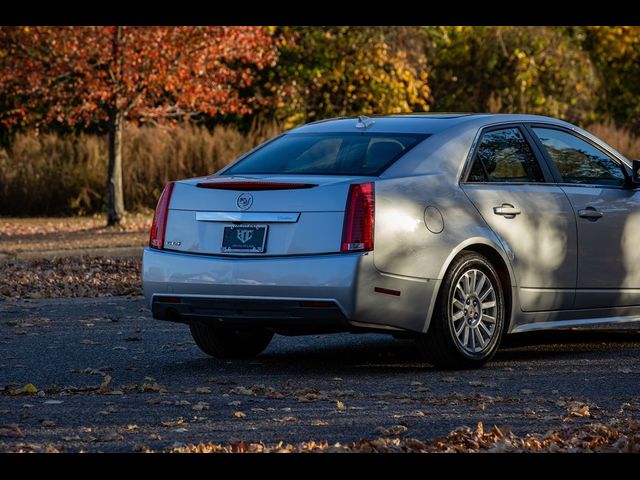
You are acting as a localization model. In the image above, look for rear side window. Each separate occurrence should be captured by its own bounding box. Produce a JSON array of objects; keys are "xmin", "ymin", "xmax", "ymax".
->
[
  {"xmin": 532, "ymin": 127, "xmax": 626, "ymax": 187},
  {"xmin": 223, "ymin": 132, "xmax": 428, "ymax": 176},
  {"xmin": 468, "ymin": 128, "xmax": 545, "ymax": 183}
]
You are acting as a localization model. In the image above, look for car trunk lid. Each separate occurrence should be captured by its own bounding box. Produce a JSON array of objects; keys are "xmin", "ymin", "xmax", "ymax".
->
[{"xmin": 163, "ymin": 175, "xmax": 371, "ymax": 256}]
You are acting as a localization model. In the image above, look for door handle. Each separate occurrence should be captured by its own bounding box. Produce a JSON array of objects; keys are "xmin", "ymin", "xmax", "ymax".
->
[
  {"xmin": 493, "ymin": 204, "xmax": 521, "ymax": 218},
  {"xmin": 578, "ymin": 207, "xmax": 603, "ymax": 221}
]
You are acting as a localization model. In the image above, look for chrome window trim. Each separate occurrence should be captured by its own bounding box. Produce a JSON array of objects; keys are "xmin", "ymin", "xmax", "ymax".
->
[
  {"xmin": 459, "ymin": 121, "xmax": 556, "ymax": 185},
  {"xmin": 525, "ymin": 123, "xmax": 632, "ymax": 187},
  {"xmin": 459, "ymin": 120, "xmax": 635, "ymax": 188}
]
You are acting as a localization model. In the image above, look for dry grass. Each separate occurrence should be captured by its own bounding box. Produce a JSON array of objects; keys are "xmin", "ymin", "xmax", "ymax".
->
[
  {"xmin": 587, "ymin": 121, "xmax": 640, "ymax": 159},
  {"xmin": 0, "ymin": 122, "xmax": 282, "ymax": 216}
]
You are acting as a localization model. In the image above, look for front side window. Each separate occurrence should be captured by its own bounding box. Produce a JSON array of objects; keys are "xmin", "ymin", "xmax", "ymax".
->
[
  {"xmin": 467, "ymin": 128, "xmax": 545, "ymax": 183},
  {"xmin": 532, "ymin": 128, "xmax": 626, "ymax": 187},
  {"xmin": 223, "ymin": 132, "xmax": 428, "ymax": 176}
]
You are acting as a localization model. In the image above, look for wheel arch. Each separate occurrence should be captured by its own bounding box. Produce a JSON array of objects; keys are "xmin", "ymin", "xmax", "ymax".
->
[{"xmin": 421, "ymin": 237, "xmax": 516, "ymax": 334}]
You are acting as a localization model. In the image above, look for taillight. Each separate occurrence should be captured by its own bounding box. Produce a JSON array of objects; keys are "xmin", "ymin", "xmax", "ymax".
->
[
  {"xmin": 341, "ymin": 182, "xmax": 375, "ymax": 252},
  {"xmin": 149, "ymin": 182, "xmax": 175, "ymax": 249}
]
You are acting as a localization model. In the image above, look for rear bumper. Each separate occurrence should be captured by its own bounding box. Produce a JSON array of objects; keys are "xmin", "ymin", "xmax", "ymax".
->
[
  {"xmin": 143, "ymin": 248, "xmax": 362, "ymax": 318},
  {"xmin": 142, "ymin": 248, "xmax": 437, "ymax": 333}
]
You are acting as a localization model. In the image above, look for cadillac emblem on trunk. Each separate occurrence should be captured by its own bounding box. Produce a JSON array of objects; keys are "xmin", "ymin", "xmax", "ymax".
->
[{"xmin": 236, "ymin": 193, "xmax": 253, "ymax": 210}]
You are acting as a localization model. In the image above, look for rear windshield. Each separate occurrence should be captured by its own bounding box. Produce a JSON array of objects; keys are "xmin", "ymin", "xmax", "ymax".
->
[{"xmin": 223, "ymin": 132, "xmax": 429, "ymax": 176}]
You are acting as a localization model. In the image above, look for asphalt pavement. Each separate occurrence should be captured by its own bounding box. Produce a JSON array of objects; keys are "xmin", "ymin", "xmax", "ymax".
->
[{"xmin": 1, "ymin": 296, "xmax": 639, "ymax": 452}]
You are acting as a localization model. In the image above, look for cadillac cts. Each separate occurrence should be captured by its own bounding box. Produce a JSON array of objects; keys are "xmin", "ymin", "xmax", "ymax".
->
[{"xmin": 142, "ymin": 114, "xmax": 640, "ymax": 368}]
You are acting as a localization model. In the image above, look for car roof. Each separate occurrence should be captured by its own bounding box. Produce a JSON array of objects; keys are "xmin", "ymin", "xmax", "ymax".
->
[{"xmin": 289, "ymin": 113, "xmax": 574, "ymax": 134}]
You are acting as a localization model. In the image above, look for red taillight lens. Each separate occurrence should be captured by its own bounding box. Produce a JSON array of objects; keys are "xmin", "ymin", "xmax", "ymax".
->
[
  {"xmin": 341, "ymin": 182, "xmax": 375, "ymax": 252},
  {"xmin": 149, "ymin": 182, "xmax": 175, "ymax": 249}
]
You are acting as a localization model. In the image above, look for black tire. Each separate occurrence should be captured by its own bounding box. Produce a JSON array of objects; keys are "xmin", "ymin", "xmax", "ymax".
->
[
  {"xmin": 189, "ymin": 324, "xmax": 274, "ymax": 359},
  {"xmin": 416, "ymin": 252, "xmax": 506, "ymax": 369}
]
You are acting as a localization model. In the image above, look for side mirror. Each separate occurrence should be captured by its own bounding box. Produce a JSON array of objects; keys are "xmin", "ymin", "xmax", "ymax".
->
[{"xmin": 633, "ymin": 160, "xmax": 640, "ymax": 185}]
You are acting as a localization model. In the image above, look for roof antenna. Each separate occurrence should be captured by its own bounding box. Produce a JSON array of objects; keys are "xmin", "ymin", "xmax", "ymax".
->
[{"xmin": 355, "ymin": 115, "xmax": 375, "ymax": 129}]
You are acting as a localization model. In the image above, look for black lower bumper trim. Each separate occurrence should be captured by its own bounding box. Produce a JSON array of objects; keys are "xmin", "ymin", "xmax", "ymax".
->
[{"xmin": 151, "ymin": 296, "xmax": 350, "ymax": 331}]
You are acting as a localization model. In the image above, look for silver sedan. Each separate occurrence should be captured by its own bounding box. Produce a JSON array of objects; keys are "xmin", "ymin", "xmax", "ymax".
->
[{"xmin": 142, "ymin": 114, "xmax": 640, "ymax": 368}]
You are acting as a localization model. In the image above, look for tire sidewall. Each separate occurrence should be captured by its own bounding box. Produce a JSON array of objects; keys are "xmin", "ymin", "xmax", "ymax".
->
[{"xmin": 443, "ymin": 254, "xmax": 505, "ymax": 362}]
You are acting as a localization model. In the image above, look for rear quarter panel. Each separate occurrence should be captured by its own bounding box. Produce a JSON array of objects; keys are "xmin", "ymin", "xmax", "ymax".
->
[{"xmin": 370, "ymin": 122, "xmax": 518, "ymax": 332}]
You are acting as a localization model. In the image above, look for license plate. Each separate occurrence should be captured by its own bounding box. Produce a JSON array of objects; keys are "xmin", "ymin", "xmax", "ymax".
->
[{"xmin": 221, "ymin": 225, "xmax": 268, "ymax": 253}]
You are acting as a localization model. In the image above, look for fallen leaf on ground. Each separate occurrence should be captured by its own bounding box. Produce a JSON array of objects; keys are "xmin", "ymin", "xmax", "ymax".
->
[
  {"xmin": 98, "ymin": 375, "xmax": 112, "ymax": 393},
  {"xmin": 0, "ymin": 257, "xmax": 143, "ymax": 300},
  {"xmin": 230, "ymin": 386, "xmax": 254, "ymax": 396},
  {"xmin": 22, "ymin": 383, "xmax": 38, "ymax": 395},
  {"xmin": 192, "ymin": 402, "xmax": 209, "ymax": 412},
  {"xmin": 273, "ymin": 416, "xmax": 298, "ymax": 424},
  {"xmin": 162, "ymin": 418, "xmax": 185, "ymax": 428},
  {"xmin": 375, "ymin": 425, "xmax": 409, "ymax": 436},
  {"xmin": 100, "ymin": 432, "xmax": 124, "ymax": 442},
  {"xmin": 0, "ymin": 425, "xmax": 23, "ymax": 438},
  {"xmin": 141, "ymin": 383, "xmax": 166, "ymax": 393},
  {"xmin": 568, "ymin": 404, "xmax": 591, "ymax": 418}
]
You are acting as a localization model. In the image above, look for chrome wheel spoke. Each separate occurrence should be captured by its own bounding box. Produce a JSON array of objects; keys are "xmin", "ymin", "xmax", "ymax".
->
[
  {"xmin": 474, "ymin": 274, "xmax": 486, "ymax": 295},
  {"xmin": 479, "ymin": 321, "xmax": 493, "ymax": 338},
  {"xmin": 480, "ymin": 287, "xmax": 493, "ymax": 302},
  {"xmin": 462, "ymin": 325, "xmax": 470, "ymax": 347},
  {"xmin": 463, "ymin": 273, "xmax": 471, "ymax": 295},
  {"xmin": 482, "ymin": 300, "xmax": 496, "ymax": 310}
]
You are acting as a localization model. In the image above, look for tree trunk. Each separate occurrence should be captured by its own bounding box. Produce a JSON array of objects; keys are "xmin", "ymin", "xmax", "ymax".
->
[
  {"xmin": 107, "ymin": 26, "xmax": 125, "ymax": 227},
  {"xmin": 107, "ymin": 109, "xmax": 125, "ymax": 226}
]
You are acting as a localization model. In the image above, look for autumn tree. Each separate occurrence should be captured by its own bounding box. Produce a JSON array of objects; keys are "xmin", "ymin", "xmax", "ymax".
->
[
  {"xmin": 260, "ymin": 27, "xmax": 432, "ymax": 128},
  {"xmin": 0, "ymin": 26, "xmax": 278, "ymax": 225},
  {"xmin": 423, "ymin": 26, "xmax": 600, "ymax": 125},
  {"xmin": 581, "ymin": 26, "xmax": 640, "ymax": 130}
]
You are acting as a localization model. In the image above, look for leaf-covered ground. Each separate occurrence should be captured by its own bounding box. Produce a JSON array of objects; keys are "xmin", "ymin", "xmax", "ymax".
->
[
  {"xmin": 0, "ymin": 213, "xmax": 151, "ymax": 256},
  {"xmin": 0, "ymin": 297, "xmax": 639, "ymax": 453},
  {"xmin": 0, "ymin": 257, "xmax": 142, "ymax": 299},
  {"xmin": 165, "ymin": 419, "xmax": 640, "ymax": 453}
]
